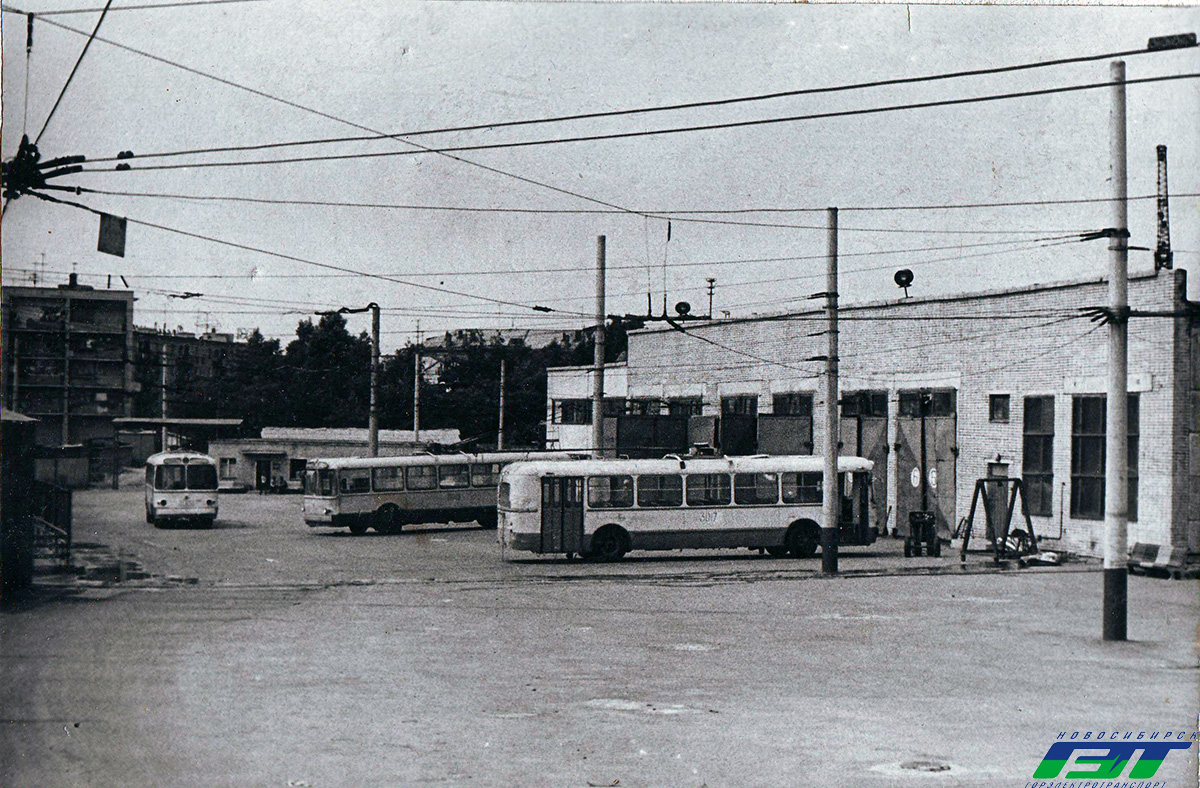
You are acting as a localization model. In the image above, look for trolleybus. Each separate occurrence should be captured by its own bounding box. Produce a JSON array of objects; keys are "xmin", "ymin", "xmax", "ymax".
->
[
  {"xmin": 144, "ymin": 451, "xmax": 220, "ymax": 527},
  {"xmin": 303, "ymin": 451, "xmax": 584, "ymax": 535},
  {"xmin": 498, "ymin": 454, "xmax": 875, "ymax": 561}
]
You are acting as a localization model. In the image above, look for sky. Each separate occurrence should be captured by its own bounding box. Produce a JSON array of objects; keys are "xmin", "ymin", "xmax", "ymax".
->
[{"xmin": 2, "ymin": 1, "xmax": 1198, "ymax": 353}]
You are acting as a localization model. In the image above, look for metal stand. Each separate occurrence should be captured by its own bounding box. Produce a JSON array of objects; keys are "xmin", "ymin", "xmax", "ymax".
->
[{"xmin": 960, "ymin": 477, "xmax": 1038, "ymax": 564}]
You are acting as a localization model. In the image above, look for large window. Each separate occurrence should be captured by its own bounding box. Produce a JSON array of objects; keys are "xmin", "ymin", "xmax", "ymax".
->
[
  {"xmin": 219, "ymin": 457, "xmax": 238, "ymax": 480},
  {"xmin": 155, "ymin": 465, "xmax": 186, "ymax": 490},
  {"xmin": 626, "ymin": 398, "xmax": 661, "ymax": 416},
  {"xmin": 667, "ymin": 397, "xmax": 703, "ymax": 418},
  {"xmin": 734, "ymin": 472, "xmax": 778, "ymax": 505},
  {"xmin": 722, "ymin": 395, "xmax": 758, "ymax": 416},
  {"xmin": 781, "ymin": 471, "xmax": 823, "ymax": 504},
  {"xmin": 588, "ymin": 476, "xmax": 634, "ymax": 509},
  {"xmin": 841, "ymin": 391, "xmax": 888, "ymax": 418},
  {"xmin": 899, "ymin": 389, "xmax": 956, "ymax": 418},
  {"xmin": 772, "ymin": 392, "xmax": 813, "ymax": 417},
  {"xmin": 989, "ymin": 394, "xmax": 1011, "ymax": 424},
  {"xmin": 187, "ymin": 464, "xmax": 218, "ymax": 491},
  {"xmin": 557, "ymin": 399, "xmax": 591, "ymax": 425},
  {"xmin": 1070, "ymin": 395, "xmax": 1139, "ymax": 521},
  {"xmin": 289, "ymin": 458, "xmax": 307, "ymax": 481},
  {"xmin": 637, "ymin": 474, "xmax": 683, "ymax": 507},
  {"xmin": 685, "ymin": 474, "xmax": 731, "ymax": 506},
  {"xmin": 1022, "ymin": 396, "xmax": 1054, "ymax": 516}
]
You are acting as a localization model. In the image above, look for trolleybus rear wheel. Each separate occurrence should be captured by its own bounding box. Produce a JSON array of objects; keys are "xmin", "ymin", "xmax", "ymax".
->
[
  {"xmin": 374, "ymin": 504, "xmax": 403, "ymax": 535},
  {"xmin": 765, "ymin": 545, "xmax": 789, "ymax": 558},
  {"xmin": 786, "ymin": 521, "xmax": 819, "ymax": 559}
]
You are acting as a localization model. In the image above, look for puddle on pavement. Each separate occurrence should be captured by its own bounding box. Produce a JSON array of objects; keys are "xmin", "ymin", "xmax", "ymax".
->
[{"xmin": 585, "ymin": 698, "xmax": 700, "ymax": 715}]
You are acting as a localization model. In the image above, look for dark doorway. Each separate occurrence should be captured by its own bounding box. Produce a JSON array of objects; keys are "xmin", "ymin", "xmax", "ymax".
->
[
  {"xmin": 255, "ymin": 459, "xmax": 272, "ymax": 492},
  {"xmin": 896, "ymin": 389, "xmax": 957, "ymax": 539},
  {"xmin": 540, "ymin": 476, "xmax": 584, "ymax": 555}
]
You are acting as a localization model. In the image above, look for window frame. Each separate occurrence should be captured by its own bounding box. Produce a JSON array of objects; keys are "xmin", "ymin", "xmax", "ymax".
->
[
  {"xmin": 636, "ymin": 474, "xmax": 684, "ymax": 508},
  {"xmin": 587, "ymin": 475, "xmax": 634, "ymax": 509},
  {"xmin": 989, "ymin": 394, "xmax": 1011, "ymax": 424},
  {"xmin": 1022, "ymin": 396, "xmax": 1054, "ymax": 517},
  {"xmin": 405, "ymin": 465, "xmax": 438, "ymax": 491},
  {"xmin": 733, "ymin": 472, "xmax": 779, "ymax": 505},
  {"xmin": 685, "ymin": 473, "xmax": 732, "ymax": 506},
  {"xmin": 781, "ymin": 471, "xmax": 823, "ymax": 504}
]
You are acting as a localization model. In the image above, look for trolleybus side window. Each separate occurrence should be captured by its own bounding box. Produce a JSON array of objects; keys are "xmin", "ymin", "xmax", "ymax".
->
[
  {"xmin": 588, "ymin": 475, "xmax": 634, "ymax": 509},
  {"xmin": 685, "ymin": 473, "xmax": 731, "ymax": 506},
  {"xmin": 406, "ymin": 465, "xmax": 437, "ymax": 490},
  {"xmin": 781, "ymin": 471, "xmax": 823, "ymax": 504},
  {"xmin": 156, "ymin": 465, "xmax": 187, "ymax": 491},
  {"xmin": 637, "ymin": 474, "xmax": 683, "ymax": 507},
  {"xmin": 470, "ymin": 463, "xmax": 500, "ymax": 487},
  {"xmin": 439, "ymin": 464, "xmax": 470, "ymax": 489},
  {"xmin": 734, "ymin": 472, "xmax": 779, "ymax": 505},
  {"xmin": 339, "ymin": 469, "xmax": 370, "ymax": 494},
  {"xmin": 187, "ymin": 463, "xmax": 218, "ymax": 490},
  {"xmin": 372, "ymin": 467, "xmax": 404, "ymax": 491}
]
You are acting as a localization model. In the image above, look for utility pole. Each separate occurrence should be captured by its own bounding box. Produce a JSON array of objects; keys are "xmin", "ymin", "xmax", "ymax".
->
[
  {"xmin": 497, "ymin": 357, "xmax": 506, "ymax": 450},
  {"xmin": 591, "ymin": 235, "xmax": 606, "ymax": 458},
  {"xmin": 706, "ymin": 277, "xmax": 716, "ymax": 319},
  {"xmin": 413, "ymin": 324, "xmax": 421, "ymax": 445},
  {"xmin": 369, "ymin": 303, "xmax": 380, "ymax": 457},
  {"xmin": 821, "ymin": 207, "xmax": 840, "ymax": 576},
  {"xmin": 1103, "ymin": 60, "xmax": 1129, "ymax": 641}
]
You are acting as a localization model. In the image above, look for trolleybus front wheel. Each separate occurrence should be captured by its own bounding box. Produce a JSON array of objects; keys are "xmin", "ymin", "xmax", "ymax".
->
[
  {"xmin": 348, "ymin": 520, "xmax": 369, "ymax": 536},
  {"xmin": 586, "ymin": 525, "xmax": 629, "ymax": 562}
]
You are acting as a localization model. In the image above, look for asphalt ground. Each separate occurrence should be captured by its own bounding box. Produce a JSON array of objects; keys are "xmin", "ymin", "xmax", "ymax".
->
[{"xmin": 2, "ymin": 477, "xmax": 1197, "ymax": 787}]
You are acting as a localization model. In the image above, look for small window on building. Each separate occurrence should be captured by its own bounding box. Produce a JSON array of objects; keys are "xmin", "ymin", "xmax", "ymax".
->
[
  {"xmin": 685, "ymin": 474, "xmax": 731, "ymax": 506},
  {"xmin": 219, "ymin": 457, "xmax": 238, "ymax": 480},
  {"xmin": 773, "ymin": 392, "xmax": 813, "ymax": 417},
  {"xmin": 1022, "ymin": 396, "xmax": 1054, "ymax": 517},
  {"xmin": 667, "ymin": 397, "xmax": 703, "ymax": 418},
  {"xmin": 602, "ymin": 398, "xmax": 626, "ymax": 418},
  {"xmin": 588, "ymin": 476, "xmax": 634, "ymax": 509},
  {"xmin": 637, "ymin": 474, "xmax": 683, "ymax": 507},
  {"xmin": 989, "ymin": 394, "xmax": 1010, "ymax": 423},
  {"xmin": 734, "ymin": 472, "xmax": 778, "ymax": 505},
  {"xmin": 781, "ymin": 471, "xmax": 823, "ymax": 504},
  {"xmin": 289, "ymin": 459, "xmax": 307, "ymax": 480},
  {"xmin": 721, "ymin": 395, "xmax": 758, "ymax": 416}
]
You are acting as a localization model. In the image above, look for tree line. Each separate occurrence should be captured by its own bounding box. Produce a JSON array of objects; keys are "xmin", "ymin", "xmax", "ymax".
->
[{"xmin": 143, "ymin": 313, "xmax": 627, "ymax": 449}]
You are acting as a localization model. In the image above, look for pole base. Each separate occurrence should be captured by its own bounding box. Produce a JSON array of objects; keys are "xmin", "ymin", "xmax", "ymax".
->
[
  {"xmin": 1102, "ymin": 567, "xmax": 1128, "ymax": 641},
  {"xmin": 821, "ymin": 528, "xmax": 838, "ymax": 575}
]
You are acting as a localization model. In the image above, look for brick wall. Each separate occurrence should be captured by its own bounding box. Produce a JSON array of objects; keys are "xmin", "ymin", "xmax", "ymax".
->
[{"xmin": 621, "ymin": 269, "xmax": 1194, "ymax": 557}]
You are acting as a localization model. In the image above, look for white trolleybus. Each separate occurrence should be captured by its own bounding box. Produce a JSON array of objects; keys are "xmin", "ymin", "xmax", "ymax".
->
[
  {"xmin": 303, "ymin": 451, "xmax": 584, "ymax": 535},
  {"xmin": 144, "ymin": 451, "xmax": 220, "ymax": 527},
  {"xmin": 499, "ymin": 455, "xmax": 876, "ymax": 561}
]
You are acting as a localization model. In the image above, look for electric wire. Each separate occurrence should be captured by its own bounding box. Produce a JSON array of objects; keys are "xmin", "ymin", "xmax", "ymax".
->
[
  {"xmin": 61, "ymin": 40, "xmax": 1200, "ymax": 164},
  {"xmin": 77, "ymin": 73, "xmax": 1200, "ymax": 173},
  {"xmin": 3, "ymin": 0, "xmax": 272, "ymax": 15},
  {"xmin": 22, "ymin": 190, "xmax": 595, "ymax": 317},
  {"xmin": 34, "ymin": 0, "xmax": 113, "ymax": 145}
]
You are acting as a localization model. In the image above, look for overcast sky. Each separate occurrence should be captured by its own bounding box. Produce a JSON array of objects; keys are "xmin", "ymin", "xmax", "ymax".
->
[{"xmin": 2, "ymin": 1, "xmax": 1197, "ymax": 351}]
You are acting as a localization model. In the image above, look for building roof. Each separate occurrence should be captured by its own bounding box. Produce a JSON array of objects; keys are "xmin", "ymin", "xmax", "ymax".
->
[
  {"xmin": 259, "ymin": 426, "xmax": 460, "ymax": 444},
  {"xmin": 113, "ymin": 418, "xmax": 244, "ymax": 427}
]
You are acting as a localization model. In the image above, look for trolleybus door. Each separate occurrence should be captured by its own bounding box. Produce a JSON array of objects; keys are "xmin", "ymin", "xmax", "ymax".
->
[{"xmin": 540, "ymin": 476, "xmax": 584, "ymax": 554}]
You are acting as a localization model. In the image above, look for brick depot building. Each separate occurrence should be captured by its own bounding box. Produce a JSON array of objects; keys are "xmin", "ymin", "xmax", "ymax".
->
[{"xmin": 547, "ymin": 269, "xmax": 1198, "ymax": 559}]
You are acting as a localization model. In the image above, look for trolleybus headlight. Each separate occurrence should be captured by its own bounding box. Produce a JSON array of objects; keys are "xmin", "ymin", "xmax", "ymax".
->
[
  {"xmin": 206, "ymin": 499, "xmax": 215, "ymax": 506},
  {"xmin": 157, "ymin": 499, "xmax": 167, "ymax": 507}
]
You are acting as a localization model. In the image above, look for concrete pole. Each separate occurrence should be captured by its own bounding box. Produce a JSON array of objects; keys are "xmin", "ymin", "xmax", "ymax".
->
[
  {"xmin": 1103, "ymin": 60, "xmax": 1129, "ymax": 641},
  {"xmin": 497, "ymin": 357, "xmax": 506, "ymax": 450},
  {"xmin": 821, "ymin": 207, "xmax": 840, "ymax": 575},
  {"xmin": 369, "ymin": 303, "xmax": 379, "ymax": 457},
  {"xmin": 160, "ymin": 339, "xmax": 168, "ymax": 451},
  {"xmin": 413, "ymin": 349, "xmax": 421, "ymax": 445},
  {"xmin": 591, "ymin": 235, "xmax": 606, "ymax": 458}
]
